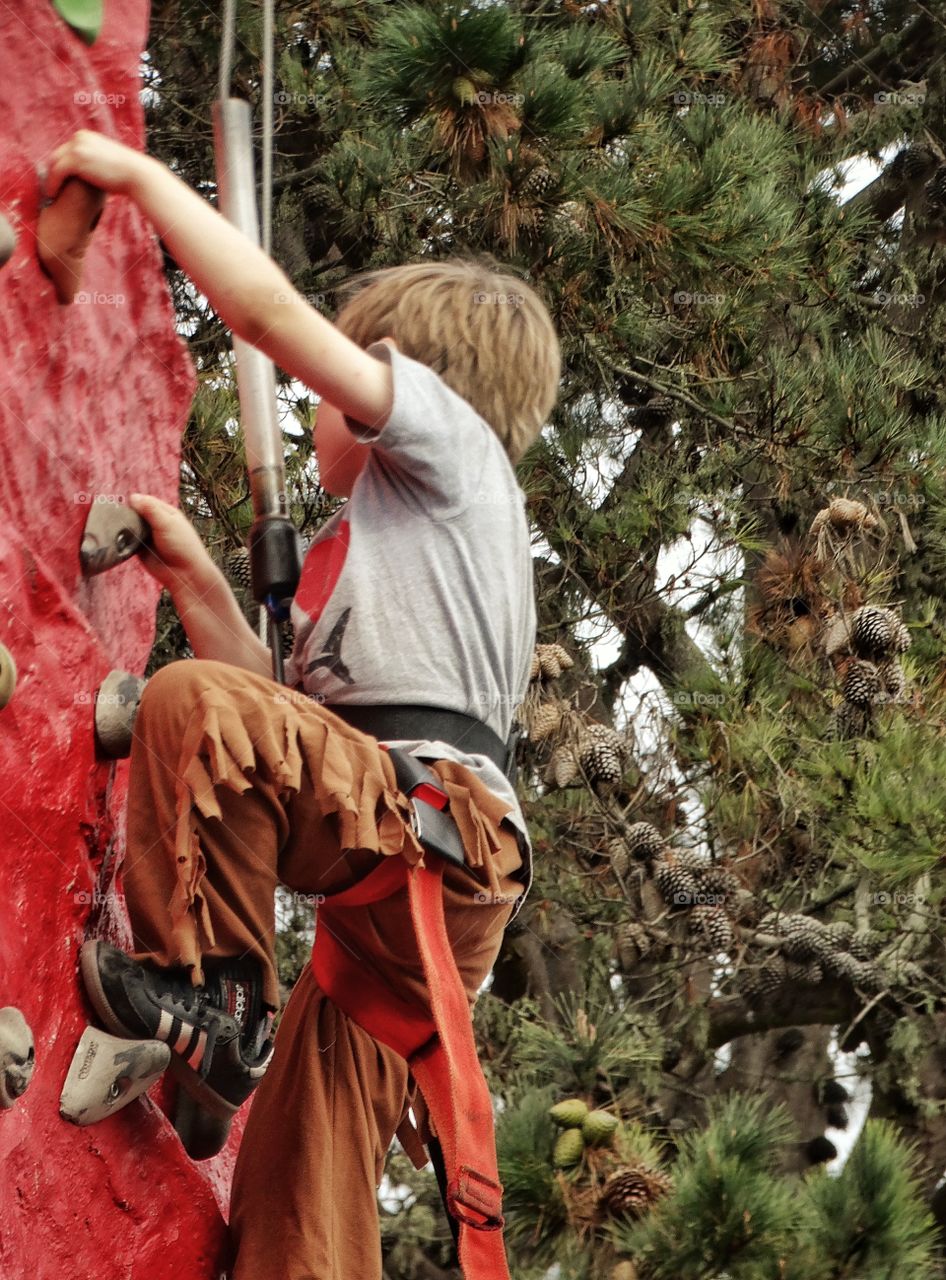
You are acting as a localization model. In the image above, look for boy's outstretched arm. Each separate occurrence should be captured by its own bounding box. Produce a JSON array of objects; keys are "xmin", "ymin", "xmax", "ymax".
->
[{"xmin": 47, "ymin": 132, "xmax": 393, "ymax": 430}]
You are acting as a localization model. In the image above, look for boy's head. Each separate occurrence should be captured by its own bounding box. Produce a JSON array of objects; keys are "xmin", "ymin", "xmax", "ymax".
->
[{"xmin": 334, "ymin": 258, "xmax": 560, "ymax": 463}]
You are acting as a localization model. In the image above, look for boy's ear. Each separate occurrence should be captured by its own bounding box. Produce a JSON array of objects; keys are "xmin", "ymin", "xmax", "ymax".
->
[{"xmin": 377, "ymin": 336, "xmax": 398, "ymax": 351}]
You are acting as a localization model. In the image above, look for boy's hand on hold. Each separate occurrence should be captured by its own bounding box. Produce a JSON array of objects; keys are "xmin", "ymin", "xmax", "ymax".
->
[
  {"xmin": 46, "ymin": 130, "xmax": 151, "ymax": 199},
  {"xmin": 127, "ymin": 494, "xmax": 217, "ymax": 594}
]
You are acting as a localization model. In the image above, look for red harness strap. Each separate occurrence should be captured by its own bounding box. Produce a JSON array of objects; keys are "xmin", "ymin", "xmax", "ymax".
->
[{"xmin": 310, "ymin": 854, "xmax": 511, "ymax": 1280}]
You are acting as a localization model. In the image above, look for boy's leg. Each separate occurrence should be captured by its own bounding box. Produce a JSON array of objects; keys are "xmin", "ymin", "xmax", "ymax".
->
[
  {"xmin": 228, "ymin": 848, "xmax": 521, "ymax": 1280},
  {"xmin": 227, "ymin": 964, "xmax": 412, "ymax": 1280},
  {"xmin": 120, "ymin": 658, "xmax": 408, "ymax": 1010}
]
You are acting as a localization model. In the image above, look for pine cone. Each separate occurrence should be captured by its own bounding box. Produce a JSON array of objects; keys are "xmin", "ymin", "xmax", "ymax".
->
[
  {"xmin": 809, "ymin": 498, "xmax": 877, "ymax": 537},
  {"xmin": 699, "ymin": 863, "xmax": 740, "ymax": 902},
  {"xmin": 841, "ymin": 659, "xmax": 883, "ymax": 707},
  {"xmin": 624, "ymin": 822, "xmax": 667, "ymax": 863},
  {"xmin": 755, "ymin": 953, "xmax": 789, "ymax": 995},
  {"xmin": 598, "ymin": 1165, "xmax": 673, "ymax": 1219},
  {"xmin": 546, "ymin": 745, "xmax": 579, "ymax": 788},
  {"xmin": 779, "ymin": 914, "xmax": 831, "ymax": 962},
  {"xmin": 533, "ymin": 643, "xmax": 574, "ymax": 681},
  {"xmin": 850, "ymin": 606, "xmax": 898, "ymax": 659},
  {"xmin": 876, "ymin": 659, "xmax": 907, "ymax": 701},
  {"xmin": 835, "ymin": 953, "xmax": 884, "ymax": 991},
  {"xmin": 579, "ymin": 734, "xmax": 626, "ymax": 787},
  {"xmin": 823, "ymin": 921, "xmax": 854, "ymax": 950},
  {"xmin": 634, "ymin": 395, "xmax": 675, "ymax": 428},
  {"xmin": 524, "ymin": 165, "xmax": 555, "ymax": 198},
  {"xmin": 890, "ymin": 144, "xmax": 937, "ymax": 184},
  {"xmin": 688, "ymin": 905, "xmax": 734, "ymax": 952},
  {"xmin": 224, "ymin": 546, "xmax": 254, "ymax": 593},
  {"xmin": 785, "ymin": 959, "xmax": 823, "ymax": 985},
  {"xmin": 653, "ymin": 857, "xmax": 700, "ymax": 909},
  {"xmin": 608, "ymin": 837, "xmax": 631, "ymax": 878},
  {"xmin": 832, "ymin": 700, "xmax": 872, "ymax": 741},
  {"xmin": 617, "ymin": 922, "xmax": 650, "ymax": 970},
  {"xmin": 850, "ymin": 929, "xmax": 885, "ymax": 961},
  {"xmin": 528, "ymin": 700, "xmax": 564, "ymax": 741},
  {"xmin": 925, "ymin": 166, "xmax": 946, "ymax": 209}
]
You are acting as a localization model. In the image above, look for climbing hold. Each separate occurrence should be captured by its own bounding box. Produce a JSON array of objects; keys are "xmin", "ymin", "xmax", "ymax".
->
[
  {"xmin": 0, "ymin": 643, "xmax": 16, "ymax": 709},
  {"xmin": 60, "ymin": 1025, "xmax": 170, "ymax": 1125},
  {"xmin": 36, "ymin": 177, "xmax": 106, "ymax": 304},
  {"xmin": 0, "ymin": 1008, "xmax": 35, "ymax": 1108},
  {"xmin": 0, "ymin": 213, "xmax": 15, "ymax": 269},
  {"xmin": 52, "ymin": 0, "xmax": 104, "ymax": 45},
  {"xmin": 94, "ymin": 670, "xmax": 147, "ymax": 759},
  {"xmin": 80, "ymin": 497, "xmax": 149, "ymax": 575}
]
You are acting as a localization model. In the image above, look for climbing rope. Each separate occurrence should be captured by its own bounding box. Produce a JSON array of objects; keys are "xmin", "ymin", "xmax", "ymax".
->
[
  {"xmin": 261, "ymin": 0, "xmax": 275, "ymax": 256},
  {"xmin": 218, "ymin": 0, "xmax": 237, "ymax": 104}
]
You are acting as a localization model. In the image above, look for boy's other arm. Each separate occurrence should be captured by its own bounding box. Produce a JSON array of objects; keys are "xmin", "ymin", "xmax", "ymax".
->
[
  {"xmin": 172, "ymin": 568, "xmax": 275, "ymax": 678},
  {"xmin": 47, "ymin": 133, "xmax": 393, "ymax": 429},
  {"xmin": 128, "ymin": 494, "xmax": 274, "ymax": 679}
]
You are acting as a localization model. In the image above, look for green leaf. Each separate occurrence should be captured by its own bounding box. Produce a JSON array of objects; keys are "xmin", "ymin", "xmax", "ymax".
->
[{"xmin": 52, "ymin": 0, "xmax": 103, "ymax": 45}]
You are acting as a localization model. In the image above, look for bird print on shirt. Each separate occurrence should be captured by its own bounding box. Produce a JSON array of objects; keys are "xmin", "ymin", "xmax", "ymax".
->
[{"xmin": 304, "ymin": 607, "xmax": 354, "ymax": 684}]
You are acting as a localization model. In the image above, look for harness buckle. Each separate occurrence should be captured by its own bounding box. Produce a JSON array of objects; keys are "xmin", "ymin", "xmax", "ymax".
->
[{"xmin": 447, "ymin": 1166, "xmax": 505, "ymax": 1232}]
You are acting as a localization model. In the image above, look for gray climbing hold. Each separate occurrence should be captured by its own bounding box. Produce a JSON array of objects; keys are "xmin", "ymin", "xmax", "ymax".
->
[
  {"xmin": 60, "ymin": 1025, "xmax": 170, "ymax": 1125},
  {"xmin": 79, "ymin": 498, "xmax": 149, "ymax": 576},
  {"xmin": 0, "ymin": 1007, "xmax": 35, "ymax": 1108},
  {"xmin": 94, "ymin": 670, "xmax": 147, "ymax": 759},
  {"xmin": 0, "ymin": 213, "xmax": 15, "ymax": 269},
  {"xmin": 0, "ymin": 643, "xmax": 16, "ymax": 710}
]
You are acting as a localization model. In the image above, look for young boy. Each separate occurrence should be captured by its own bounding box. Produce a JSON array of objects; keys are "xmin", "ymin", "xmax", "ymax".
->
[{"xmin": 47, "ymin": 131, "xmax": 560, "ymax": 1279}]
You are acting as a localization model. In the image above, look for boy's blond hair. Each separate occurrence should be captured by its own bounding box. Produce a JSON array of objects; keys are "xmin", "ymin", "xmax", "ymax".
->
[{"xmin": 334, "ymin": 259, "xmax": 560, "ymax": 462}]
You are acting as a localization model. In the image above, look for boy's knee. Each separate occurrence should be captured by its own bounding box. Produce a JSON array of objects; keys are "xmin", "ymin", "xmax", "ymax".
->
[{"xmin": 136, "ymin": 659, "xmax": 226, "ymax": 733}]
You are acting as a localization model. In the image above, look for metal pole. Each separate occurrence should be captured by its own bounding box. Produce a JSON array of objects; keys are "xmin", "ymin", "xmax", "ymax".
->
[{"xmin": 213, "ymin": 98, "xmax": 301, "ymax": 683}]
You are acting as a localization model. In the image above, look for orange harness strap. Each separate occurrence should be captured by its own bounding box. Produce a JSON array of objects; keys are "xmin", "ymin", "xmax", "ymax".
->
[{"xmin": 310, "ymin": 855, "xmax": 511, "ymax": 1280}]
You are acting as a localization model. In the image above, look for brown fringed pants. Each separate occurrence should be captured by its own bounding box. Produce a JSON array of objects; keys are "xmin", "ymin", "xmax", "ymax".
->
[{"xmin": 121, "ymin": 659, "xmax": 524, "ymax": 1279}]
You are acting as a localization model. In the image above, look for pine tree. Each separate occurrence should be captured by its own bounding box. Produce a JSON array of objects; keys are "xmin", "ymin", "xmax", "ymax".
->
[{"xmin": 146, "ymin": 1, "xmax": 946, "ymax": 1274}]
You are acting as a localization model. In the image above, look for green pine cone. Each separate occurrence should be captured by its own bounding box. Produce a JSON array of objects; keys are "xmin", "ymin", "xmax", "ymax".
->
[
  {"xmin": 581, "ymin": 1109, "xmax": 620, "ymax": 1145},
  {"xmin": 553, "ymin": 1127, "xmax": 586, "ymax": 1168},
  {"xmin": 549, "ymin": 1098, "xmax": 590, "ymax": 1128}
]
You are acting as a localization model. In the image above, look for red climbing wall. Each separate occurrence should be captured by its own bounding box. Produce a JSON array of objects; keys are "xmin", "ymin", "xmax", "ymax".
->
[{"xmin": 0, "ymin": 5, "xmax": 237, "ymax": 1277}]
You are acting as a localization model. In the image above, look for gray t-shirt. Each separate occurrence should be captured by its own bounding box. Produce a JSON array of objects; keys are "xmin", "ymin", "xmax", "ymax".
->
[{"xmin": 285, "ymin": 341, "xmax": 535, "ymax": 896}]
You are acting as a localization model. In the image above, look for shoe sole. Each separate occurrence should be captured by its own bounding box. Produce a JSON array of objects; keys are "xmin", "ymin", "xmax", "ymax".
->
[{"xmin": 79, "ymin": 940, "xmax": 239, "ymax": 1124}]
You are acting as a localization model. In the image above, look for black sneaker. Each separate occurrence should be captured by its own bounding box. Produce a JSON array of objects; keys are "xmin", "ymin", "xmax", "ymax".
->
[{"xmin": 80, "ymin": 941, "xmax": 275, "ymax": 1130}]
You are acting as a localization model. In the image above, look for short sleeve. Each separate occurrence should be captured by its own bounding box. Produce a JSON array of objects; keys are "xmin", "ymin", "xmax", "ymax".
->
[{"xmin": 347, "ymin": 341, "xmax": 492, "ymax": 518}]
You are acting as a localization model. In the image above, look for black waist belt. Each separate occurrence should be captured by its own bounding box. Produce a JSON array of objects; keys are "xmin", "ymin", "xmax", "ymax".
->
[{"xmin": 327, "ymin": 703, "xmax": 515, "ymax": 777}]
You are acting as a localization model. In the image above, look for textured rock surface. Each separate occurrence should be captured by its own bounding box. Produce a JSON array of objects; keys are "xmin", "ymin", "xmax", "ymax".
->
[{"xmin": 0, "ymin": 5, "xmax": 237, "ymax": 1276}]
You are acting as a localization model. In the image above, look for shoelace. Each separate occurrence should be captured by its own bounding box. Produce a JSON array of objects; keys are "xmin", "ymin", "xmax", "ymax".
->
[{"xmin": 149, "ymin": 973, "xmax": 222, "ymax": 1079}]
